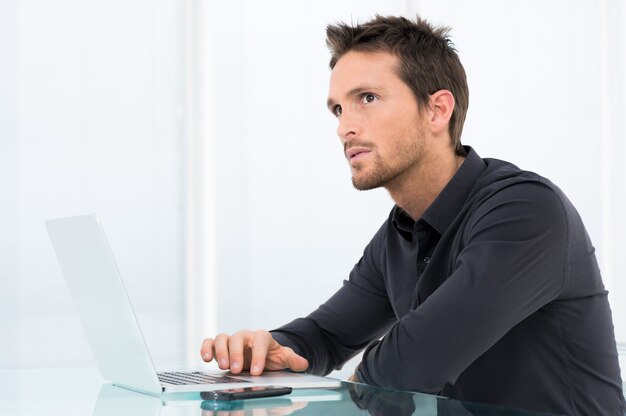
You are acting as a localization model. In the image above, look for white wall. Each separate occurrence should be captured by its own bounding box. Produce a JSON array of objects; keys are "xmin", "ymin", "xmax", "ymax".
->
[{"xmin": 0, "ymin": 0, "xmax": 186, "ymax": 369}]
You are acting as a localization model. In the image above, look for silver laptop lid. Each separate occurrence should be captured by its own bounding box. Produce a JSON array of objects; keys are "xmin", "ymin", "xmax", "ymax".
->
[{"xmin": 46, "ymin": 214, "xmax": 163, "ymax": 395}]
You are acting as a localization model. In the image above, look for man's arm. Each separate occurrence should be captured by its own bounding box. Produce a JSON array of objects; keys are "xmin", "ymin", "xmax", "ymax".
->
[
  {"xmin": 356, "ymin": 182, "xmax": 569, "ymax": 392},
  {"xmin": 271, "ymin": 278, "xmax": 397, "ymax": 375},
  {"xmin": 200, "ymin": 220, "xmax": 397, "ymax": 376},
  {"xmin": 269, "ymin": 221, "xmax": 397, "ymax": 375}
]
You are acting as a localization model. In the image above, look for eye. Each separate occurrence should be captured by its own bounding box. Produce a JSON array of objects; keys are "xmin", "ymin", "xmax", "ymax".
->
[
  {"xmin": 332, "ymin": 104, "xmax": 342, "ymax": 117},
  {"xmin": 362, "ymin": 93, "xmax": 377, "ymax": 104}
]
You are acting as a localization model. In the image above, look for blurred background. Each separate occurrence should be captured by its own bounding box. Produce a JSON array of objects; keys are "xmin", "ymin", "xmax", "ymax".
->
[{"xmin": 1, "ymin": 0, "xmax": 625, "ymax": 380}]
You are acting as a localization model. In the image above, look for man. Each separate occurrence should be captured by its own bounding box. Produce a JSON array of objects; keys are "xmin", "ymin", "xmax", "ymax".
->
[{"xmin": 201, "ymin": 15, "xmax": 625, "ymax": 414}]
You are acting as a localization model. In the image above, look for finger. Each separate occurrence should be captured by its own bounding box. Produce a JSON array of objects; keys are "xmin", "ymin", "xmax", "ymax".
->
[
  {"xmin": 283, "ymin": 347, "xmax": 309, "ymax": 372},
  {"xmin": 249, "ymin": 330, "xmax": 272, "ymax": 375},
  {"xmin": 200, "ymin": 338, "xmax": 215, "ymax": 362},
  {"xmin": 228, "ymin": 331, "xmax": 250, "ymax": 374},
  {"xmin": 213, "ymin": 333, "xmax": 231, "ymax": 370},
  {"xmin": 270, "ymin": 401, "xmax": 308, "ymax": 415}
]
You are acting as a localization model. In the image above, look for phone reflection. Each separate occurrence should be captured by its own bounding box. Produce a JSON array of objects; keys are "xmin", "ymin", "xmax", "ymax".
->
[{"xmin": 200, "ymin": 398, "xmax": 307, "ymax": 416}]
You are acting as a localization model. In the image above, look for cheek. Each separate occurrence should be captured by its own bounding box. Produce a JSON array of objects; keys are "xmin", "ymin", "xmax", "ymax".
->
[
  {"xmin": 367, "ymin": 113, "xmax": 399, "ymax": 142},
  {"xmin": 380, "ymin": 102, "xmax": 417, "ymax": 128}
]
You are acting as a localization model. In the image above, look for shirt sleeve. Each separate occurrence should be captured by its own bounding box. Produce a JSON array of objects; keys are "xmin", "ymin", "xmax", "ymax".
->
[
  {"xmin": 356, "ymin": 181, "xmax": 569, "ymax": 393},
  {"xmin": 271, "ymin": 221, "xmax": 397, "ymax": 375}
]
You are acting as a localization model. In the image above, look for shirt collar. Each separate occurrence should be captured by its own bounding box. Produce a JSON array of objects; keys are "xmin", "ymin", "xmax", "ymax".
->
[{"xmin": 392, "ymin": 146, "xmax": 487, "ymax": 236}]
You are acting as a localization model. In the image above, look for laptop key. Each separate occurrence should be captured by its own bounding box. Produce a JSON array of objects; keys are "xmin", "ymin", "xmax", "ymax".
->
[{"xmin": 158, "ymin": 371, "xmax": 249, "ymax": 385}]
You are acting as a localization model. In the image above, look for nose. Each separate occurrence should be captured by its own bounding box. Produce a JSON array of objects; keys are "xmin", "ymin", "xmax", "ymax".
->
[{"xmin": 336, "ymin": 110, "xmax": 359, "ymax": 145}]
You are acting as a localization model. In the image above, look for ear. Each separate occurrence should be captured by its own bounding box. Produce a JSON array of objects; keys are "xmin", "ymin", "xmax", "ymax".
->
[{"xmin": 426, "ymin": 90, "xmax": 455, "ymax": 137}]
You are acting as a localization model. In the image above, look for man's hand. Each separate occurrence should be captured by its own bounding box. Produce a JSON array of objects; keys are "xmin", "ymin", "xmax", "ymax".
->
[
  {"xmin": 200, "ymin": 330, "xmax": 309, "ymax": 376},
  {"xmin": 201, "ymin": 401, "xmax": 308, "ymax": 416}
]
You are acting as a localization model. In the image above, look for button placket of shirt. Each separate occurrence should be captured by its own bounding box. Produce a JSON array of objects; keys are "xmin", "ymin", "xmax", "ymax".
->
[
  {"xmin": 415, "ymin": 222, "xmax": 431, "ymax": 274},
  {"xmin": 410, "ymin": 221, "xmax": 432, "ymax": 307}
]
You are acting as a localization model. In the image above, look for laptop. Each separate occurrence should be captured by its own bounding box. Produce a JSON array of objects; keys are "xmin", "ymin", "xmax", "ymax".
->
[{"xmin": 45, "ymin": 214, "xmax": 341, "ymax": 396}]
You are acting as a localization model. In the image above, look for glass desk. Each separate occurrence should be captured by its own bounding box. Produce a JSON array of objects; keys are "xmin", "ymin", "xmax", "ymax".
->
[{"xmin": 0, "ymin": 368, "xmax": 560, "ymax": 415}]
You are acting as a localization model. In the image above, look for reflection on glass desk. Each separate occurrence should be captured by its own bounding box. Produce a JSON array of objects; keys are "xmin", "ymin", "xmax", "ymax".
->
[
  {"xmin": 0, "ymin": 368, "xmax": 561, "ymax": 415},
  {"xmin": 110, "ymin": 384, "xmax": 560, "ymax": 416}
]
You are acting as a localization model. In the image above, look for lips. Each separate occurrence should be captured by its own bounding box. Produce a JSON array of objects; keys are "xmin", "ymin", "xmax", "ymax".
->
[{"xmin": 345, "ymin": 146, "xmax": 372, "ymax": 161}]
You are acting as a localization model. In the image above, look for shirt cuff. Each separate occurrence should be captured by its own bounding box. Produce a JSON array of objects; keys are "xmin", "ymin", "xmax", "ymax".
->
[
  {"xmin": 269, "ymin": 331, "xmax": 302, "ymax": 356},
  {"xmin": 356, "ymin": 341, "xmax": 381, "ymax": 387}
]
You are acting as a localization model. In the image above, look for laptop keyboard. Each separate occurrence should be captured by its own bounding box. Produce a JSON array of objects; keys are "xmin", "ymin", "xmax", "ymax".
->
[{"xmin": 158, "ymin": 371, "xmax": 249, "ymax": 386}]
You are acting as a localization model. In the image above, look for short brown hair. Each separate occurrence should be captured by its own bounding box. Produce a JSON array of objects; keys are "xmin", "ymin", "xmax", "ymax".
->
[{"xmin": 326, "ymin": 15, "xmax": 469, "ymax": 155}]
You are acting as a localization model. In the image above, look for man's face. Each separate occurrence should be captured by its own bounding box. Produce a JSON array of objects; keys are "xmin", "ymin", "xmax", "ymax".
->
[{"xmin": 327, "ymin": 50, "xmax": 427, "ymax": 191}]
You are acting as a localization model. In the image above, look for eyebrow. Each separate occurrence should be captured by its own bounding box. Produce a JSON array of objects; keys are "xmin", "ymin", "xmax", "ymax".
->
[{"xmin": 326, "ymin": 85, "xmax": 380, "ymax": 110}]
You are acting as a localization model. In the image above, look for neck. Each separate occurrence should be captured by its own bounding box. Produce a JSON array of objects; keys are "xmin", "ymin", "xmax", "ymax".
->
[{"xmin": 386, "ymin": 151, "xmax": 465, "ymax": 221}]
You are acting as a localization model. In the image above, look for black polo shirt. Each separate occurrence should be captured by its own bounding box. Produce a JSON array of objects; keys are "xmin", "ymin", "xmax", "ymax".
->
[{"xmin": 271, "ymin": 147, "xmax": 625, "ymax": 415}]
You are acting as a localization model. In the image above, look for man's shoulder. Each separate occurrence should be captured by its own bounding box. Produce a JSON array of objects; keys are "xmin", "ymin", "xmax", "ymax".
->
[
  {"xmin": 460, "ymin": 156, "xmax": 580, "ymax": 235},
  {"xmin": 474, "ymin": 157, "xmax": 564, "ymax": 200},
  {"xmin": 456, "ymin": 148, "xmax": 565, "ymax": 206},
  {"xmin": 480, "ymin": 157, "xmax": 540, "ymax": 184}
]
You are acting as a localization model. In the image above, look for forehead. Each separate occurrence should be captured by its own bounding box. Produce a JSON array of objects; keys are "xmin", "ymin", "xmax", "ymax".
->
[{"xmin": 328, "ymin": 50, "xmax": 403, "ymax": 97}]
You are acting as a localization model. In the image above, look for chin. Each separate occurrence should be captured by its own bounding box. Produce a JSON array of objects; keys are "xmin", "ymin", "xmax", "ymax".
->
[{"xmin": 351, "ymin": 175, "xmax": 384, "ymax": 191}]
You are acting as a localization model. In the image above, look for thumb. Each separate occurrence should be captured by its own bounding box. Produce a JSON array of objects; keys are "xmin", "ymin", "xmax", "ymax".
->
[{"xmin": 283, "ymin": 347, "xmax": 309, "ymax": 372}]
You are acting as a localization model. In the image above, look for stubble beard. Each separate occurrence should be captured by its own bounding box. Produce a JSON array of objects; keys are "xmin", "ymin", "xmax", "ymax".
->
[
  {"xmin": 350, "ymin": 133, "xmax": 424, "ymax": 191},
  {"xmin": 351, "ymin": 152, "xmax": 395, "ymax": 191}
]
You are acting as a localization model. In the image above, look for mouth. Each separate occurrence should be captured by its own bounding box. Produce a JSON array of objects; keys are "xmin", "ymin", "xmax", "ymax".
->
[{"xmin": 345, "ymin": 146, "xmax": 372, "ymax": 161}]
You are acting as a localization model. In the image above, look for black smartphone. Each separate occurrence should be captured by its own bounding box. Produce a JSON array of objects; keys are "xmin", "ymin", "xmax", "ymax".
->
[{"xmin": 200, "ymin": 385, "xmax": 293, "ymax": 401}]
